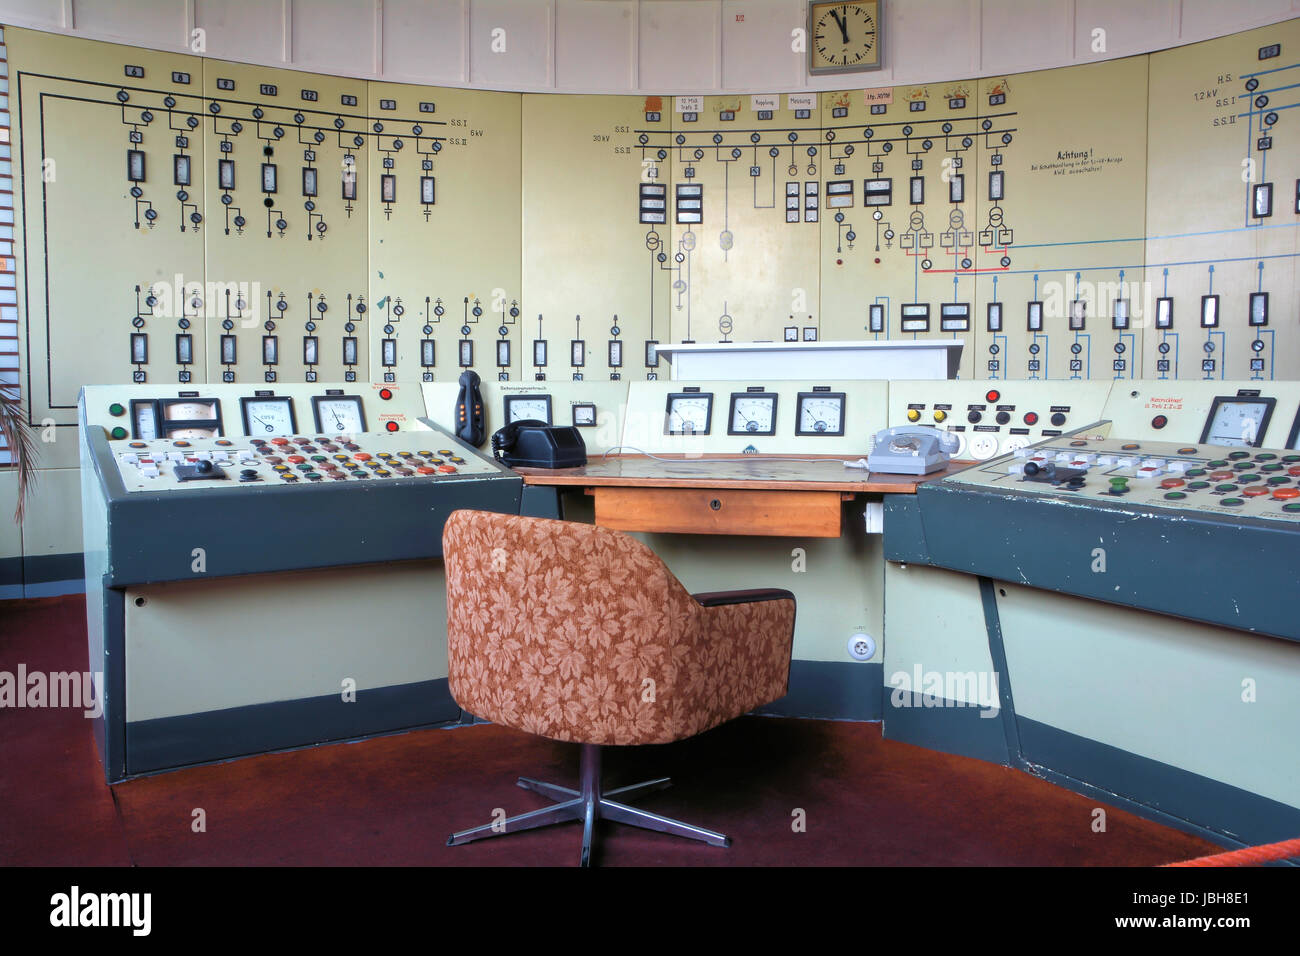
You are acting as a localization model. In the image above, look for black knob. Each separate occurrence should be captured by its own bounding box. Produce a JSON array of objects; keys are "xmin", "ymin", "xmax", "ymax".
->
[
  {"xmin": 1023, "ymin": 461, "xmax": 1041, "ymax": 476},
  {"xmin": 196, "ymin": 459, "xmax": 214, "ymax": 474},
  {"xmin": 1051, "ymin": 413, "xmax": 1066, "ymax": 427},
  {"xmin": 241, "ymin": 469, "xmax": 258, "ymax": 478},
  {"xmin": 967, "ymin": 411, "xmax": 982, "ymax": 424},
  {"xmin": 995, "ymin": 411, "xmax": 1011, "ymax": 425}
]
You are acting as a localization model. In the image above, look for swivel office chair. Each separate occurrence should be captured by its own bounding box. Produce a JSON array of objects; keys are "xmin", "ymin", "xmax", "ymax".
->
[{"xmin": 442, "ymin": 509, "xmax": 796, "ymax": 866}]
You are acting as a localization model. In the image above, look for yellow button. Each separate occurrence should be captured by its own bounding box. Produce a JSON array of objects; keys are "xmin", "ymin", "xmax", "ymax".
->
[
  {"xmin": 933, "ymin": 409, "xmax": 947, "ymax": 423},
  {"xmin": 907, "ymin": 409, "xmax": 921, "ymax": 422}
]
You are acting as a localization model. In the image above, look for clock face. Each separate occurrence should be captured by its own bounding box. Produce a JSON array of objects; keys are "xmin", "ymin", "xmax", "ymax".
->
[{"xmin": 809, "ymin": 1, "xmax": 882, "ymax": 75}]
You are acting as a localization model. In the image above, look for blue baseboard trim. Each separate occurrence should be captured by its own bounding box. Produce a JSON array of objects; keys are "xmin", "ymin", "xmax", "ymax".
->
[
  {"xmin": 123, "ymin": 678, "xmax": 461, "ymax": 779},
  {"xmin": 879, "ymin": 693, "xmax": 1299, "ymax": 852},
  {"xmin": 883, "ymin": 691, "xmax": 1011, "ymax": 766},
  {"xmin": 758, "ymin": 660, "xmax": 881, "ymax": 721},
  {"xmin": 0, "ymin": 552, "xmax": 87, "ymax": 598},
  {"xmin": 1018, "ymin": 716, "xmax": 1300, "ymax": 853}
]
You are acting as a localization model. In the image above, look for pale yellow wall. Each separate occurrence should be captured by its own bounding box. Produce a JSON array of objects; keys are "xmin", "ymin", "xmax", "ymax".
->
[{"xmin": 8, "ymin": 20, "xmax": 1300, "ymax": 568}]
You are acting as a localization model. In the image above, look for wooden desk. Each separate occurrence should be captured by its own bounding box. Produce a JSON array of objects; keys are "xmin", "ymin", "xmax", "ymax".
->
[{"xmin": 514, "ymin": 455, "xmax": 970, "ymax": 537}]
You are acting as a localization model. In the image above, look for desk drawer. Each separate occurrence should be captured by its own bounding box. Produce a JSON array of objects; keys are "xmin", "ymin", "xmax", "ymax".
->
[{"xmin": 589, "ymin": 487, "xmax": 845, "ymax": 537}]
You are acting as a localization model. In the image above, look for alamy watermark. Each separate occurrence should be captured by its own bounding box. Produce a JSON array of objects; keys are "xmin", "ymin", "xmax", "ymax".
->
[
  {"xmin": 0, "ymin": 665, "xmax": 103, "ymax": 718},
  {"xmin": 889, "ymin": 664, "xmax": 999, "ymax": 718}
]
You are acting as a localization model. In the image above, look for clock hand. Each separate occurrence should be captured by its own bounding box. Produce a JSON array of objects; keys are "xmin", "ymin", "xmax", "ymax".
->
[{"xmin": 830, "ymin": 8, "xmax": 850, "ymax": 44}]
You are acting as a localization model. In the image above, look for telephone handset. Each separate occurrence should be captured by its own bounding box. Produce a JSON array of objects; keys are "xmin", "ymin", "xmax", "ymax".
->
[
  {"xmin": 455, "ymin": 370, "xmax": 486, "ymax": 447},
  {"xmin": 492, "ymin": 419, "xmax": 548, "ymax": 460},
  {"xmin": 867, "ymin": 425, "xmax": 960, "ymax": 475}
]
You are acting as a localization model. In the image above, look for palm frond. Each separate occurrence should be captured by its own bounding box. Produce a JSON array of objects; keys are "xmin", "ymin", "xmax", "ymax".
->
[{"xmin": 0, "ymin": 383, "xmax": 38, "ymax": 524}]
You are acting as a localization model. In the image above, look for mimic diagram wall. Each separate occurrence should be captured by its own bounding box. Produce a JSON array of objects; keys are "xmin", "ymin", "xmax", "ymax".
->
[{"xmin": 5, "ymin": 19, "xmax": 1300, "ymax": 574}]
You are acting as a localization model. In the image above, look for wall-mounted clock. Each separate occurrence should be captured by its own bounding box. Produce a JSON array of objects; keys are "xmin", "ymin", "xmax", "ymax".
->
[{"xmin": 808, "ymin": 1, "xmax": 883, "ymax": 75}]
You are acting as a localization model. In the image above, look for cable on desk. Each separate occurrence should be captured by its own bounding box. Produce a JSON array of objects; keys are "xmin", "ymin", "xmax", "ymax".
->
[{"xmin": 601, "ymin": 446, "xmax": 873, "ymax": 472}]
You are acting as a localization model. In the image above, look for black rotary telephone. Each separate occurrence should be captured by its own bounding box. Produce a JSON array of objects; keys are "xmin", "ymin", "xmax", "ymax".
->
[
  {"xmin": 455, "ymin": 370, "xmax": 486, "ymax": 447},
  {"xmin": 491, "ymin": 419, "xmax": 587, "ymax": 469}
]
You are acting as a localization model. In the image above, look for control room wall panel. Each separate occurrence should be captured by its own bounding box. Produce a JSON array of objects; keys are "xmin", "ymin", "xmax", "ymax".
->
[{"xmin": 8, "ymin": 20, "xmax": 1300, "ymax": 569}]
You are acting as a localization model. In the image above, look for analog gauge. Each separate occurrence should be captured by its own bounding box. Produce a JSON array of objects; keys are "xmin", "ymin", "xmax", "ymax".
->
[
  {"xmin": 728, "ymin": 392, "xmax": 778, "ymax": 436},
  {"xmin": 504, "ymin": 394, "xmax": 553, "ymax": 425},
  {"xmin": 572, "ymin": 403, "xmax": 597, "ymax": 427},
  {"xmin": 665, "ymin": 392, "xmax": 713, "ymax": 435},
  {"xmin": 241, "ymin": 396, "xmax": 297, "ymax": 436},
  {"xmin": 312, "ymin": 395, "xmax": 367, "ymax": 434},
  {"xmin": 163, "ymin": 401, "xmax": 219, "ymax": 420},
  {"xmin": 132, "ymin": 400, "xmax": 158, "ymax": 440},
  {"xmin": 168, "ymin": 427, "xmax": 219, "ymax": 440},
  {"xmin": 795, "ymin": 391, "xmax": 846, "ymax": 436},
  {"xmin": 968, "ymin": 433, "xmax": 1000, "ymax": 460},
  {"xmin": 1200, "ymin": 397, "xmax": 1275, "ymax": 448}
]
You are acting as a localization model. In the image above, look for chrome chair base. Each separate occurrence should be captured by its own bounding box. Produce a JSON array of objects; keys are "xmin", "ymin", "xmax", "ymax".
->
[{"xmin": 446, "ymin": 743, "xmax": 730, "ymax": 866}]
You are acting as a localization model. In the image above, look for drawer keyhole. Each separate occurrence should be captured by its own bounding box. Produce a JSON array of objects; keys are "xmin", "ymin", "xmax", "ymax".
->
[{"xmin": 709, "ymin": 498, "xmax": 722, "ymax": 511}]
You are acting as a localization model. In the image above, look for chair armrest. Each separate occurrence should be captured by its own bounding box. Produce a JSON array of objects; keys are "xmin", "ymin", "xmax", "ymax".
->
[{"xmin": 692, "ymin": 588, "xmax": 796, "ymax": 608}]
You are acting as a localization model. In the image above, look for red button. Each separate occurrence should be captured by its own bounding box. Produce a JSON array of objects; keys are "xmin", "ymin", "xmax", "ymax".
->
[
  {"xmin": 385, "ymin": 421, "xmax": 399, "ymax": 432},
  {"xmin": 986, "ymin": 389, "xmax": 1000, "ymax": 403},
  {"xmin": 1209, "ymin": 471, "xmax": 1235, "ymax": 481},
  {"xmin": 1273, "ymin": 487, "xmax": 1300, "ymax": 499},
  {"xmin": 1241, "ymin": 485, "xmax": 1270, "ymax": 497},
  {"xmin": 437, "ymin": 464, "xmax": 458, "ymax": 474},
  {"xmin": 1160, "ymin": 478, "xmax": 1185, "ymax": 489},
  {"xmin": 416, "ymin": 466, "xmax": 435, "ymax": 475},
  {"xmin": 379, "ymin": 388, "xmax": 393, "ymax": 400},
  {"xmin": 354, "ymin": 453, "xmax": 372, "ymax": 461},
  {"xmin": 286, "ymin": 455, "xmax": 306, "ymax": 464},
  {"xmin": 1152, "ymin": 415, "xmax": 1168, "ymax": 429},
  {"xmin": 1289, "ymin": 466, "xmax": 1300, "ymax": 477},
  {"xmin": 1023, "ymin": 412, "xmax": 1038, "ymax": 425},
  {"xmin": 272, "ymin": 438, "xmax": 290, "ymax": 445}
]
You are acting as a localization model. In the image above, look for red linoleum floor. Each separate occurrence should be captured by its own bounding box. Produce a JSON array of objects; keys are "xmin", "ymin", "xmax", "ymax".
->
[{"xmin": 1, "ymin": 596, "xmax": 1220, "ymax": 866}]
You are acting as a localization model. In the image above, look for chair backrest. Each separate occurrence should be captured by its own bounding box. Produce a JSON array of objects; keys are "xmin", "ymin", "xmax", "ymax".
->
[{"xmin": 442, "ymin": 509, "xmax": 794, "ymax": 746}]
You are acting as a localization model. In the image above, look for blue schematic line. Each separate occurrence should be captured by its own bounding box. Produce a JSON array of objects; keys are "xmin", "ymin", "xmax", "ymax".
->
[
  {"xmin": 1241, "ymin": 62, "xmax": 1300, "ymax": 79},
  {"xmin": 1206, "ymin": 329, "xmax": 1226, "ymax": 380},
  {"xmin": 1118, "ymin": 331, "xmax": 1136, "ymax": 380},
  {"xmin": 1158, "ymin": 330, "xmax": 1179, "ymax": 380}
]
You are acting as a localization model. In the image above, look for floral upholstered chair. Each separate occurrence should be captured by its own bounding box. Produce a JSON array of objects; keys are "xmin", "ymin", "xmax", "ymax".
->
[{"xmin": 442, "ymin": 509, "xmax": 797, "ymax": 866}]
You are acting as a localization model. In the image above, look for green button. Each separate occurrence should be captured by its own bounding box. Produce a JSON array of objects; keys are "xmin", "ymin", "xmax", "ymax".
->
[
  {"xmin": 1215, "ymin": 484, "xmax": 1238, "ymax": 492},
  {"xmin": 1185, "ymin": 468, "xmax": 1206, "ymax": 477},
  {"xmin": 1188, "ymin": 481, "xmax": 1210, "ymax": 489},
  {"xmin": 1207, "ymin": 460, "xmax": 1228, "ymax": 467},
  {"xmin": 1228, "ymin": 451, "xmax": 1250, "ymax": 460},
  {"xmin": 1268, "ymin": 476, "xmax": 1291, "ymax": 485},
  {"xmin": 1220, "ymin": 498, "xmax": 1244, "ymax": 507},
  {"xmin": 1255, "ymin": 453, "xmax": 1276, "ymax": 461},
  {"xmin": 1284, "ymin": 455, "xmax": 1300, "ymax": 463},
  {"xmin": 311, "ymin": 455, "xmax": 327, "ymax": 462},
  {"xmin": 109, "ymin": 426, "xmax": 128, "ymax": 440},
  {"xmin": 1163, "ymin": 491, "xmax": 1187, "ymax": 501},
  {"xmin": 1284, "ymin": 502, "xmax": 1300, "ymax": 513},
  {"xmin": 1261, "ymin": 463, "xmax": 1283, "ymax": 472},
  {"xmin": 1109, "ymin": 477, "xmax": 1129, "ymax": 491},
  {"xmin": 108, "ymin": 403, "xmax": 125, "ymax": 417},
  {"xmin": 1233, "ymin": 462, "xmax": 1253, "ymax": 471},
  {"xmin": 1237, "ymin": 474, "xmax": 1261, "ymax": 483}
]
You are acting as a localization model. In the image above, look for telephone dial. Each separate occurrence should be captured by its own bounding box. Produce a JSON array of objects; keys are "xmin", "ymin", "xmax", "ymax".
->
[
  {"xmin": 867, "ymin": 425, "xmax": 960, "ymax": 475},
  {"xmin": 455, "ymin": 370, "xmax": 486, "ymax": 447}
]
